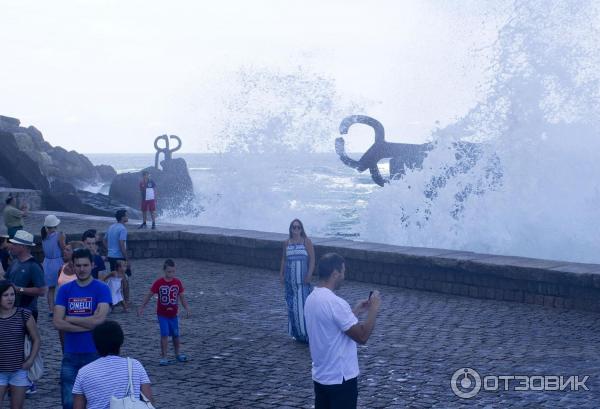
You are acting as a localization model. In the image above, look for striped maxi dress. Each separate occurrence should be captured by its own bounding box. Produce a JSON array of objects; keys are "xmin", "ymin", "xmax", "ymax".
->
[{"xmin": 284, "ymin": 241, "xmax": 312, "ymax": 343}]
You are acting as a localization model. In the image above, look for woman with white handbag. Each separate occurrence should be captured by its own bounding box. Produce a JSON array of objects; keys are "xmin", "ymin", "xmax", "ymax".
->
[
  {"xmin": 0, "ymin": 280, "xmax": 41, "ymax": 409},
  {"xmin": 72, "ymin": 320, "xmax": 155, "ymax": 409}
]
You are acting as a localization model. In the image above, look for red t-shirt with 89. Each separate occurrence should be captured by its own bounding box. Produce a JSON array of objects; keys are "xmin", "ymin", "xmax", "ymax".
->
[{"xmin": 150, "ymin": 277, "xmax": 184, "ymax": 318}]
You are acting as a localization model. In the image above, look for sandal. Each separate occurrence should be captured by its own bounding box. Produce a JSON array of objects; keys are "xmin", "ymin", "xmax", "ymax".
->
[
  {"xmin": 176, "ymin": 354, "xmax": 188, "ymax": 362},
  {"xmin": 159, "ymin": 358, "xmax": 170, "ymax": 366}
]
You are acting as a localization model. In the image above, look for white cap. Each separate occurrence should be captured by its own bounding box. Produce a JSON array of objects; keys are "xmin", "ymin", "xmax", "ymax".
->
[{"xmin": 44, "ymin": 214, "xmax": 61, "ymax": 228}]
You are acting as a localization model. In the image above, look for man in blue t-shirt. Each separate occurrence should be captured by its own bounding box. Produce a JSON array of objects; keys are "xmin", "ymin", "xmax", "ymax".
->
[
  {"xmin": 53, "ymin": 248, "xmax": 111, "ymax": 409},
  {"xmin": 82, "ymin": 229, "xmax": 106, "ymax": 280},
  {"xmin": 103, "ymin": 209, "xmax": 132, "ymax": 275}
]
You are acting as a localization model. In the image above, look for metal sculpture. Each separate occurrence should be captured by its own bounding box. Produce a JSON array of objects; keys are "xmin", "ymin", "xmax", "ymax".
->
[
  {"xmin": 335, "ymin": 115, "xmax": 431, "ymax": 186},
  {"xmin": 154, "ymin": 134, "xmax": 182, "ymax": 170}
]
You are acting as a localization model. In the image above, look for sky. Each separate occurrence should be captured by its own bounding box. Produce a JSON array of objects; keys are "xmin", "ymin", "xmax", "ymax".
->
[{"xmin": 0, "ymin": 0, "xmax": 511, "ymax": 153}]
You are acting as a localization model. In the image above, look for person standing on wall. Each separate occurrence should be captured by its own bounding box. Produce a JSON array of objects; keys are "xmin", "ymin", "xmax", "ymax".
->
[
  {"xmin": 3, "ymin": 196, "xmax": 28, "ymax": 239},
  {"xmin": 304, "ymin": 253, "xmax": 381, "ymax": 409},
  {"xmin": 138, "ymin": 171, "xmax": 158, "ymax": 230}
]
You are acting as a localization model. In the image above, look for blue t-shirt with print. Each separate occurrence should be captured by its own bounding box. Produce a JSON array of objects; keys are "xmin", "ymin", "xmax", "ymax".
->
[
  {"xmin": 56, "ymin": 279, "xmax": 111, "ymax": 354},
  {"xmin": 106, "ymin": 223, "xmax": 127, "ymax": 258}
]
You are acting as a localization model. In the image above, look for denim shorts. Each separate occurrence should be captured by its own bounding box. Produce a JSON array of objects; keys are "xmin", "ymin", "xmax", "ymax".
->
[
  {"xmin": 0, "ymin": 369, "xmax": 30, "ymax": 387},
  {"xmin": 158, "ymin": 315, "xmax": 179, "ymax": 337}
]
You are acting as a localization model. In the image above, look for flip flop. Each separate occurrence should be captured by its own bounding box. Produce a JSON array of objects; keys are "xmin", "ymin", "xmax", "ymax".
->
[
  {"xmin": 176, "ymin": 354, "xmax": 188, "ymax": 362},
  {"xmin": 159, "ymin": 358, "xmax": 170, "ymax": 366}
]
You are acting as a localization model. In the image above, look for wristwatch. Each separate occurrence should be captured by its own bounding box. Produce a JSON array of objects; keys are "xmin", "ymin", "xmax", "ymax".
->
[{"xmin": 19, "ymin": 287, "xmax": 24, "ymax": 293}]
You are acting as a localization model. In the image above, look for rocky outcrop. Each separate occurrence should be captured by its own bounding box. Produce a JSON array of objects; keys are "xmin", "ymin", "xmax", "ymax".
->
[
  {"xmin": 109, "ymin": 157, "xmax": 196, "ymax": 216},
  {"xmin": 43, "ymin": 180, "xmax": 141, "ymax": 219},
  {"xmin": 0, "ymin": 115, "xmax": 130, "ymax": 217},
  {"xmin": 0, "ymin": 129, "xmax": 50, "ymax": 191},
  {"xmin": 0, "ymin": 114, "xmax": 196, "ymax": 218},
  {"xmin": 0, "ymin": 115, "xmax": 116, "ymax": 188}
]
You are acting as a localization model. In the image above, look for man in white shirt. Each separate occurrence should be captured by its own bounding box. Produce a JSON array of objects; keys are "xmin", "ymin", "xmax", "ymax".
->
[{"xmin": 304, "ymin": 252, "xmax": 381, "ymax": 409}]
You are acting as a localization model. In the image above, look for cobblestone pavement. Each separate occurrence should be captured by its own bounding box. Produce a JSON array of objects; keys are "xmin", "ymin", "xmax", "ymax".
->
[
  {"xmin": 20, "ymin": 256, "xmax": 600, "ymax": 408},
  {"xmin": 12, "ymin": 211, "xmax": 600, "ymax": 407}
]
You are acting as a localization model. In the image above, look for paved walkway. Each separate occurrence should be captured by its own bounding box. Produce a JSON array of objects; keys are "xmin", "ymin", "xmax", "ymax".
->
[{"xmin": 9, "ymin": 212, "xmax": 600, "ymax": 407}]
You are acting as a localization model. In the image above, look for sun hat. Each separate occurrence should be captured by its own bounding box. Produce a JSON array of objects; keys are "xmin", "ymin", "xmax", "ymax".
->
[
  {"xmin": 44, "ymin": 214, "xmax": 61, "ymax": 228},
  {"xmin": 9, "ymin": 230, "xmax": 35, "ymax": 246}
]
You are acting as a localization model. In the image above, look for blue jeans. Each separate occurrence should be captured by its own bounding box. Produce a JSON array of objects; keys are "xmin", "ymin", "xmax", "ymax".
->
[{"xmin": 60, "ymin": 352, "xmax": 98, "ymax": 409}]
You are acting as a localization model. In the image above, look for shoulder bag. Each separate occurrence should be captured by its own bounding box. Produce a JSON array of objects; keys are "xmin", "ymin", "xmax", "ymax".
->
[
  {"xmin": 21, "ymin": 309, "xmax": 44, "ymax": 381},
  {"xmin": 110, "ymin": 357, "xmax": 155, "ymax": 409}
]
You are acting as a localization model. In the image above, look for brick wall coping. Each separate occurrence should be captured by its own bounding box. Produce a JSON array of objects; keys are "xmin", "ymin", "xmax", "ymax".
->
[{"xmin": 27, "ymin": 211, "xmax": 600, "ymax": 311}]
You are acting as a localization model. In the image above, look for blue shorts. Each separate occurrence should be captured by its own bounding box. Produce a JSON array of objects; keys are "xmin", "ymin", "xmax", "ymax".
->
[
  {"xmin": 0, "ymin": 369, "xmax": 30, "ymax": 387},
  {"xmin": 157, "ymin": 315, "xmax": 179, "ymax": 337}
]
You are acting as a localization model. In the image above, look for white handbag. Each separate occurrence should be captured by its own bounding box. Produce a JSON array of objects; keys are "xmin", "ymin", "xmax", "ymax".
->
[
  {"xmin": 21, "ymin": 309, "xmax": 43, "ymax": 381},
  {"xmin": 109, "ymin": 358, "xmax": 155, "ymax": 409}
]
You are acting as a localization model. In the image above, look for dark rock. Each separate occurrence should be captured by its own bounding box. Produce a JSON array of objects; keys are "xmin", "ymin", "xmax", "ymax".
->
[
  {"xmin": 0, "ymin": 115, "xmax": 20, "ymax": 129},
  {"xmin": 0, "ymin": 130, "xmax": 50, "ymax": 191},
  {"xmin": 76, "ymin": 190, "xmax": 141, "ymax": 219},
  {"xmin": 0, "ymin": 114, "xmax": 191, "ymax": 218},
  {"xmin": 109, "ymin": 157, "xmax": 196, "ymax": 215},
  {"xmin": 0, "ymin": 116, "xmax": 117, "ymax": 187},
  {"xmin": 42, "ymin": 179, "xmax": 140, "ymax": 218},
  {"xmin": 95, "ymin": 164, "xmax": 117, "ymax": 182},
  {"xmin": 47, "ymin": 146, "xmax": 100, "ymax": 186},
  {"xmin": 0, "ymin": 115, "xmax": 126, "ymax": 217}
]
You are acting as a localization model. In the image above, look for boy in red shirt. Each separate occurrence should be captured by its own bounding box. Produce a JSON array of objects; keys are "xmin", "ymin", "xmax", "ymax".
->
[{"xmin": 138, "ymin": 259, "xmax": 191, "ymax": 365}]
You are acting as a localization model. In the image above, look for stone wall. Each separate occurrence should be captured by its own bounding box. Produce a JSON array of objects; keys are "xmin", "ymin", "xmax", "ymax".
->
[{"xmin": 29, "ymin": 221, "xmax": 600, "ymax": 313}]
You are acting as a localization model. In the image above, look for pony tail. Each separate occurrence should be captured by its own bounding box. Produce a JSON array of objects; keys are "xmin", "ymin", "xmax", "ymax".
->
[{"xmin": 41, "ymin": 226, "xmax": 48, "ymax": 241}]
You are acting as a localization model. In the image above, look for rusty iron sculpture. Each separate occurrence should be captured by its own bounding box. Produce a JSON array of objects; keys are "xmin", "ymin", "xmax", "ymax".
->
[
  {"xmin": 335, "ymin": 115, "xmax": 431, "ymax": 186},
  {"xmin": 154, "ymin": 134, "xmax": 182, "ymax": 170},
  {"xmin": 335, "ymin": 115, "xmax": 495, "ymax": 193}
]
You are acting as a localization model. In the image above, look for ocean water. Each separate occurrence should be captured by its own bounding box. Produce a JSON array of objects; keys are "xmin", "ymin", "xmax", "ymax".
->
[
  {"xmin": 85, "ymin": 152, "xmax": 377, "ymax": 240},
  {"xmin": 91, "ymin": 1, "xmax": 600, "ymax": 264}
]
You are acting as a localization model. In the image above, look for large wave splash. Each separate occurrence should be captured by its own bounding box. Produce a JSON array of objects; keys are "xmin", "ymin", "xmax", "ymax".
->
[
  {"xmin": 169, "ymin": 66, "xmax": 362, "ymax": 235},
  {"xmin": 361, "ymin": 0, "xmax": 600, "ymax": 263}
]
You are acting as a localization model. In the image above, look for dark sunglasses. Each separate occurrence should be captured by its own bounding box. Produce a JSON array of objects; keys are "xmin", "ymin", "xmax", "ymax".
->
[{"xmin": 291, "ymin": 225, "xmax": 302, "ymax": 230}]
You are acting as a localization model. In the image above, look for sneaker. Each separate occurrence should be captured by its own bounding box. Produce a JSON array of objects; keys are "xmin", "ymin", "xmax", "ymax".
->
[
  {"xmin": 26, "ymin": 383, "xmax": 37, "ymax": 395},
  {"xmin": 176, "ymin": 354, "xmax": 188, "ymax": 362},
  {"xmin": 159, "ymin": 358, "xmax": 170, "ymax": 366},
  {"xmin": 151, "ymin": 223, "xmax": 156, "ymax": 230},
  {"xmin": 138, "ymin": 223, "xmax": 147, "ymax": 229}
]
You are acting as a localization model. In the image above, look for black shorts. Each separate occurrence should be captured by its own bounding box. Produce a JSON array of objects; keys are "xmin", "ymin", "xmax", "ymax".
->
[{"xmin": 107, "ymin": 257, "xmax": 132, "ymax": 277}]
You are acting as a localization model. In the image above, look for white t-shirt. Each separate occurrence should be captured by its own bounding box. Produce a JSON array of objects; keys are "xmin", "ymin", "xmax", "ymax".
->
[
  {"xmin": 145, "ymin": 187, "xmax": 155, "ymax": 200},
  {"xmin": 73, "ymin": 356, "xmax": 150, "ymax": 409},
  {"xmin": 304, "ymin": 286, "xmax": 359, "ymax": 385}
]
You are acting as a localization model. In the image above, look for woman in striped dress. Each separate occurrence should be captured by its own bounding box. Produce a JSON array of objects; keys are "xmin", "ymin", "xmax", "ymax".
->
[
  {"xmin": 41, "ymin": 215, "xmax": 65, "ymax": 316},
  {"xmin": 0, "ymin": 280, "xmax": 41, "ymax": 409},
  {"xmin": 279, "ymin": 219, "xmax": 315, "ymax": 343}
]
